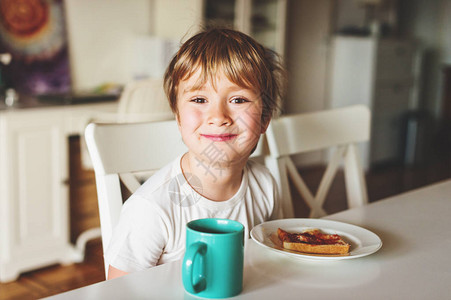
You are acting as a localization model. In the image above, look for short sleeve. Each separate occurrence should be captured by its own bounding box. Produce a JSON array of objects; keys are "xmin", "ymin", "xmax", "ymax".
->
[{"xmin": 104, "ymin": 195, "xmax": 168, "ymax": 273}]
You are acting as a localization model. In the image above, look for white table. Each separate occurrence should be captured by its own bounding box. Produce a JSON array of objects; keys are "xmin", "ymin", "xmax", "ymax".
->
[{"xmin": 47, "ymin": 179, "xmax": 451, "ymax": 299}]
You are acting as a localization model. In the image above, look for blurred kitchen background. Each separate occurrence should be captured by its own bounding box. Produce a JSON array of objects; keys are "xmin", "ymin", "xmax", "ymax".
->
[{"xmin": 1, "ymin": 0, "xmax": 451, "ymax": 298}]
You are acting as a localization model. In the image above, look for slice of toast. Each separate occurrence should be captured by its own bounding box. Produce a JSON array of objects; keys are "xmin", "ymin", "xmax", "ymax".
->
[{"xmin": 277, "ymin": 228, "xmax": 350, "ymax": 255}]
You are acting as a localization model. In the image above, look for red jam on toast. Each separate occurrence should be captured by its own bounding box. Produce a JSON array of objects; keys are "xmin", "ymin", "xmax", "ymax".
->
[{"xmin": 277, "ymin": 228, "xmax": 350, "ymax": 255}]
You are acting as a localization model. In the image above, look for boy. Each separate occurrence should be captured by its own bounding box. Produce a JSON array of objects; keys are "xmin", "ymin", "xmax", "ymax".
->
[{"xmin": 106, "ymin": 28, "xmax": 286, "ymax": 279}]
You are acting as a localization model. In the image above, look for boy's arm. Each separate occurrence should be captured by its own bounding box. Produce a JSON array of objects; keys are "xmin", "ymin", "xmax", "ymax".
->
[
  {"xmin": 107, "ymin": 265, "xmax": 129, "ymax": 280},
  {"xmin": 105, "ymin": 195, "xmax": 168, "ymax": 276}
]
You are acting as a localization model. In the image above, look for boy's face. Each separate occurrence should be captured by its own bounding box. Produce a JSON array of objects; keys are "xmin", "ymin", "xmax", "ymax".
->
[{"xmin": 176, "ymin": 69, "xmax": 268, "ymax": 166}]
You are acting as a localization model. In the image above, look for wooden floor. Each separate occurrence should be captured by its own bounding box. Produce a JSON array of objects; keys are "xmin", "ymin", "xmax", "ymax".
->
[
  {"xmin": 2, "ymin": 154, "xmax": 450, "ymax": 299},
  {"xmin": 0, "ymin": 240, "xmax": 105, "ymax": 300}
]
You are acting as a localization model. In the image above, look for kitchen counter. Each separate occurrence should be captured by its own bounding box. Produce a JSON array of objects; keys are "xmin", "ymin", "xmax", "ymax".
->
[{"xmin": 0, "ymin": 93, "xmax": 118, "ymax": 111}]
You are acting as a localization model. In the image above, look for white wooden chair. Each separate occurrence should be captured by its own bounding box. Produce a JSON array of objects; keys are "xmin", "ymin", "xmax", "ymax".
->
[
  {"xmin": 84, "ymin": 120, "xmax": 187, "ymax": 277},
  {"xmin": 265, "ymin": 105, "xmax": 371, "ymax": 218},
  {"xmin": 77, "ymin": 79, "xmax": 175, "ymax": 261}
]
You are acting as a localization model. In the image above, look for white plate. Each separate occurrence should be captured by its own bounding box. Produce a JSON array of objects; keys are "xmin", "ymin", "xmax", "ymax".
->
[{"xmin": 250, "ymin": 218, "xmax": 382, "ymax": 261}]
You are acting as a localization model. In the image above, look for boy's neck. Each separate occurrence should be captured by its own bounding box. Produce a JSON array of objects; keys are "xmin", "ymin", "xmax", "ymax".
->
[{"xmin": 181, "ymin": 152, "xmax": 245, "ymax": 202}]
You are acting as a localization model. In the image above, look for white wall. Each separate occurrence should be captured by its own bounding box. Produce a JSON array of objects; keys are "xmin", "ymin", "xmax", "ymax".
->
[
  {"xmin": 64, "ymin": 0, "xmax": 202, "ymax": 91},
  {"xmin": 153, "ymin": 0, "xmax": 203, "ymax": 42},
  {"xmin": 64, "ymin": 0, "xmax": 152, "ymax": 90}
]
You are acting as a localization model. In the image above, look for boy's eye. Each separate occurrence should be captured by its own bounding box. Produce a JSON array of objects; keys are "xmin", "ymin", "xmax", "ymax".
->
[
  {"xmin": 230, "ymin": 97, "xmax": 249, "ymax": 104},
  {"xmin": 191, "ymin": 97, "xmax": 206, "ymax": 103}
]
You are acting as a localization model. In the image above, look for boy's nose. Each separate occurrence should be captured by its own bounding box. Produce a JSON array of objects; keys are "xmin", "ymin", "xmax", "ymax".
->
[{"xmin": 207, "ymin": 102, "xmax": 232, "ymax": 126}]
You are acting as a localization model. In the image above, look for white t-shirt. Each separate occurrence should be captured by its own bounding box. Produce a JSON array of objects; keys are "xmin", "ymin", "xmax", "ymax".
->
[{"xmin": 105, "ymin": 155, "xmax": 280, "ymax": 273}]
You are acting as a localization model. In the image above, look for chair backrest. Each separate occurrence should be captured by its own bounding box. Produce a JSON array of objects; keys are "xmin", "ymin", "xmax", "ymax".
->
[
  {"xmin": 80, "ymin": 79, "xmax": 174, "ymax": 169},
  {"xmin": 84, "ymin": 120, "xmax": 187, "ymax": 276},
  {"xmin": 265, "ymin": 105, "xmax": 371, "ymax": 218},
  {"xmin": 116, "ymin": 78, "xmax": 174, "ymax": 122}
]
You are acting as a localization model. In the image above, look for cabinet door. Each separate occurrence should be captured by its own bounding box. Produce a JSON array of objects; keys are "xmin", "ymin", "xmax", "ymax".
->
[{"xmin": 4, "ymin": 111, "xmax": 70, "ymax": 263}]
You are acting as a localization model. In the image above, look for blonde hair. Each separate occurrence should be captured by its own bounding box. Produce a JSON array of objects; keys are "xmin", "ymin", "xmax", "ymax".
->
[{"xmin": 163, "ymin": 28, "xmax": 286, "ymax": 124}]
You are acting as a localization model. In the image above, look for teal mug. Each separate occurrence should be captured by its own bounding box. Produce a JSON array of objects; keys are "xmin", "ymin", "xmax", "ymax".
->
[{"xmin": 182, "ymin": 218, "xmax": 244, "ymax": 298}]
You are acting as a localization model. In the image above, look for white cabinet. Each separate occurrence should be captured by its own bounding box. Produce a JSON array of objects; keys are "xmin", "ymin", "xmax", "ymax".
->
[
  {"xmin": 329, "ymin": 36, "xmax": 422, "ymax": 168},
  {"xmin": 203, "ymin": 0, "xmax": 287, "ymax": 55},
  {"xmin": 0, "ymin": 110, "xmax": 71, "ymax": 282},
  {"xmin": 0, "ymin": 102, "xmax": 117, "ymax": 282}
]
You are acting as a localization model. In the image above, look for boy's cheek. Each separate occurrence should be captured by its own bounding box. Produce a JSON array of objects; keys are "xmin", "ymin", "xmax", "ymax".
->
[{"xmin": 177, "ymin": 110, "xmax": 202, "ymax": 130}]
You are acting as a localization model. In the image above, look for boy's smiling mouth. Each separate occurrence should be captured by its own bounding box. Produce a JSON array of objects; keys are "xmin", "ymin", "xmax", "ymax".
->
[{"xmin": 201, "ymin": 134, "xmax": 238, "ymax": 142}]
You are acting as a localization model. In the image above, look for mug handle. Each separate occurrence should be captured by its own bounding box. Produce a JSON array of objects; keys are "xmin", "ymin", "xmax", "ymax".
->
[{"xmin": 182, "ymin": 242, "xmax": 207, "ymax": 294}]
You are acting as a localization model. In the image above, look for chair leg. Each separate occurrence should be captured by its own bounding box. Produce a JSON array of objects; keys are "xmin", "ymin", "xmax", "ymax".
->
[
  {"xmin": 265, "ymin": 156, "xmax": 295, "ymax": 218},
  {"xmin": 343, "ymin": 144, "xmax": 368, "ymax": 208}
]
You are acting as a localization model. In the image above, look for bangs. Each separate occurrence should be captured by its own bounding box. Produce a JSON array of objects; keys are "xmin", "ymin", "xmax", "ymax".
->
[{"xmin": 174, "ymin": 30, "xmax": 270, "ymax": 93}]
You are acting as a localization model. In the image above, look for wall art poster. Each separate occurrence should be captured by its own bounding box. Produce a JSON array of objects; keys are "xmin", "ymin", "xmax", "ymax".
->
[{"xmin": 0, "ymin": 0, "xmax": 71, "ymax": 95}]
